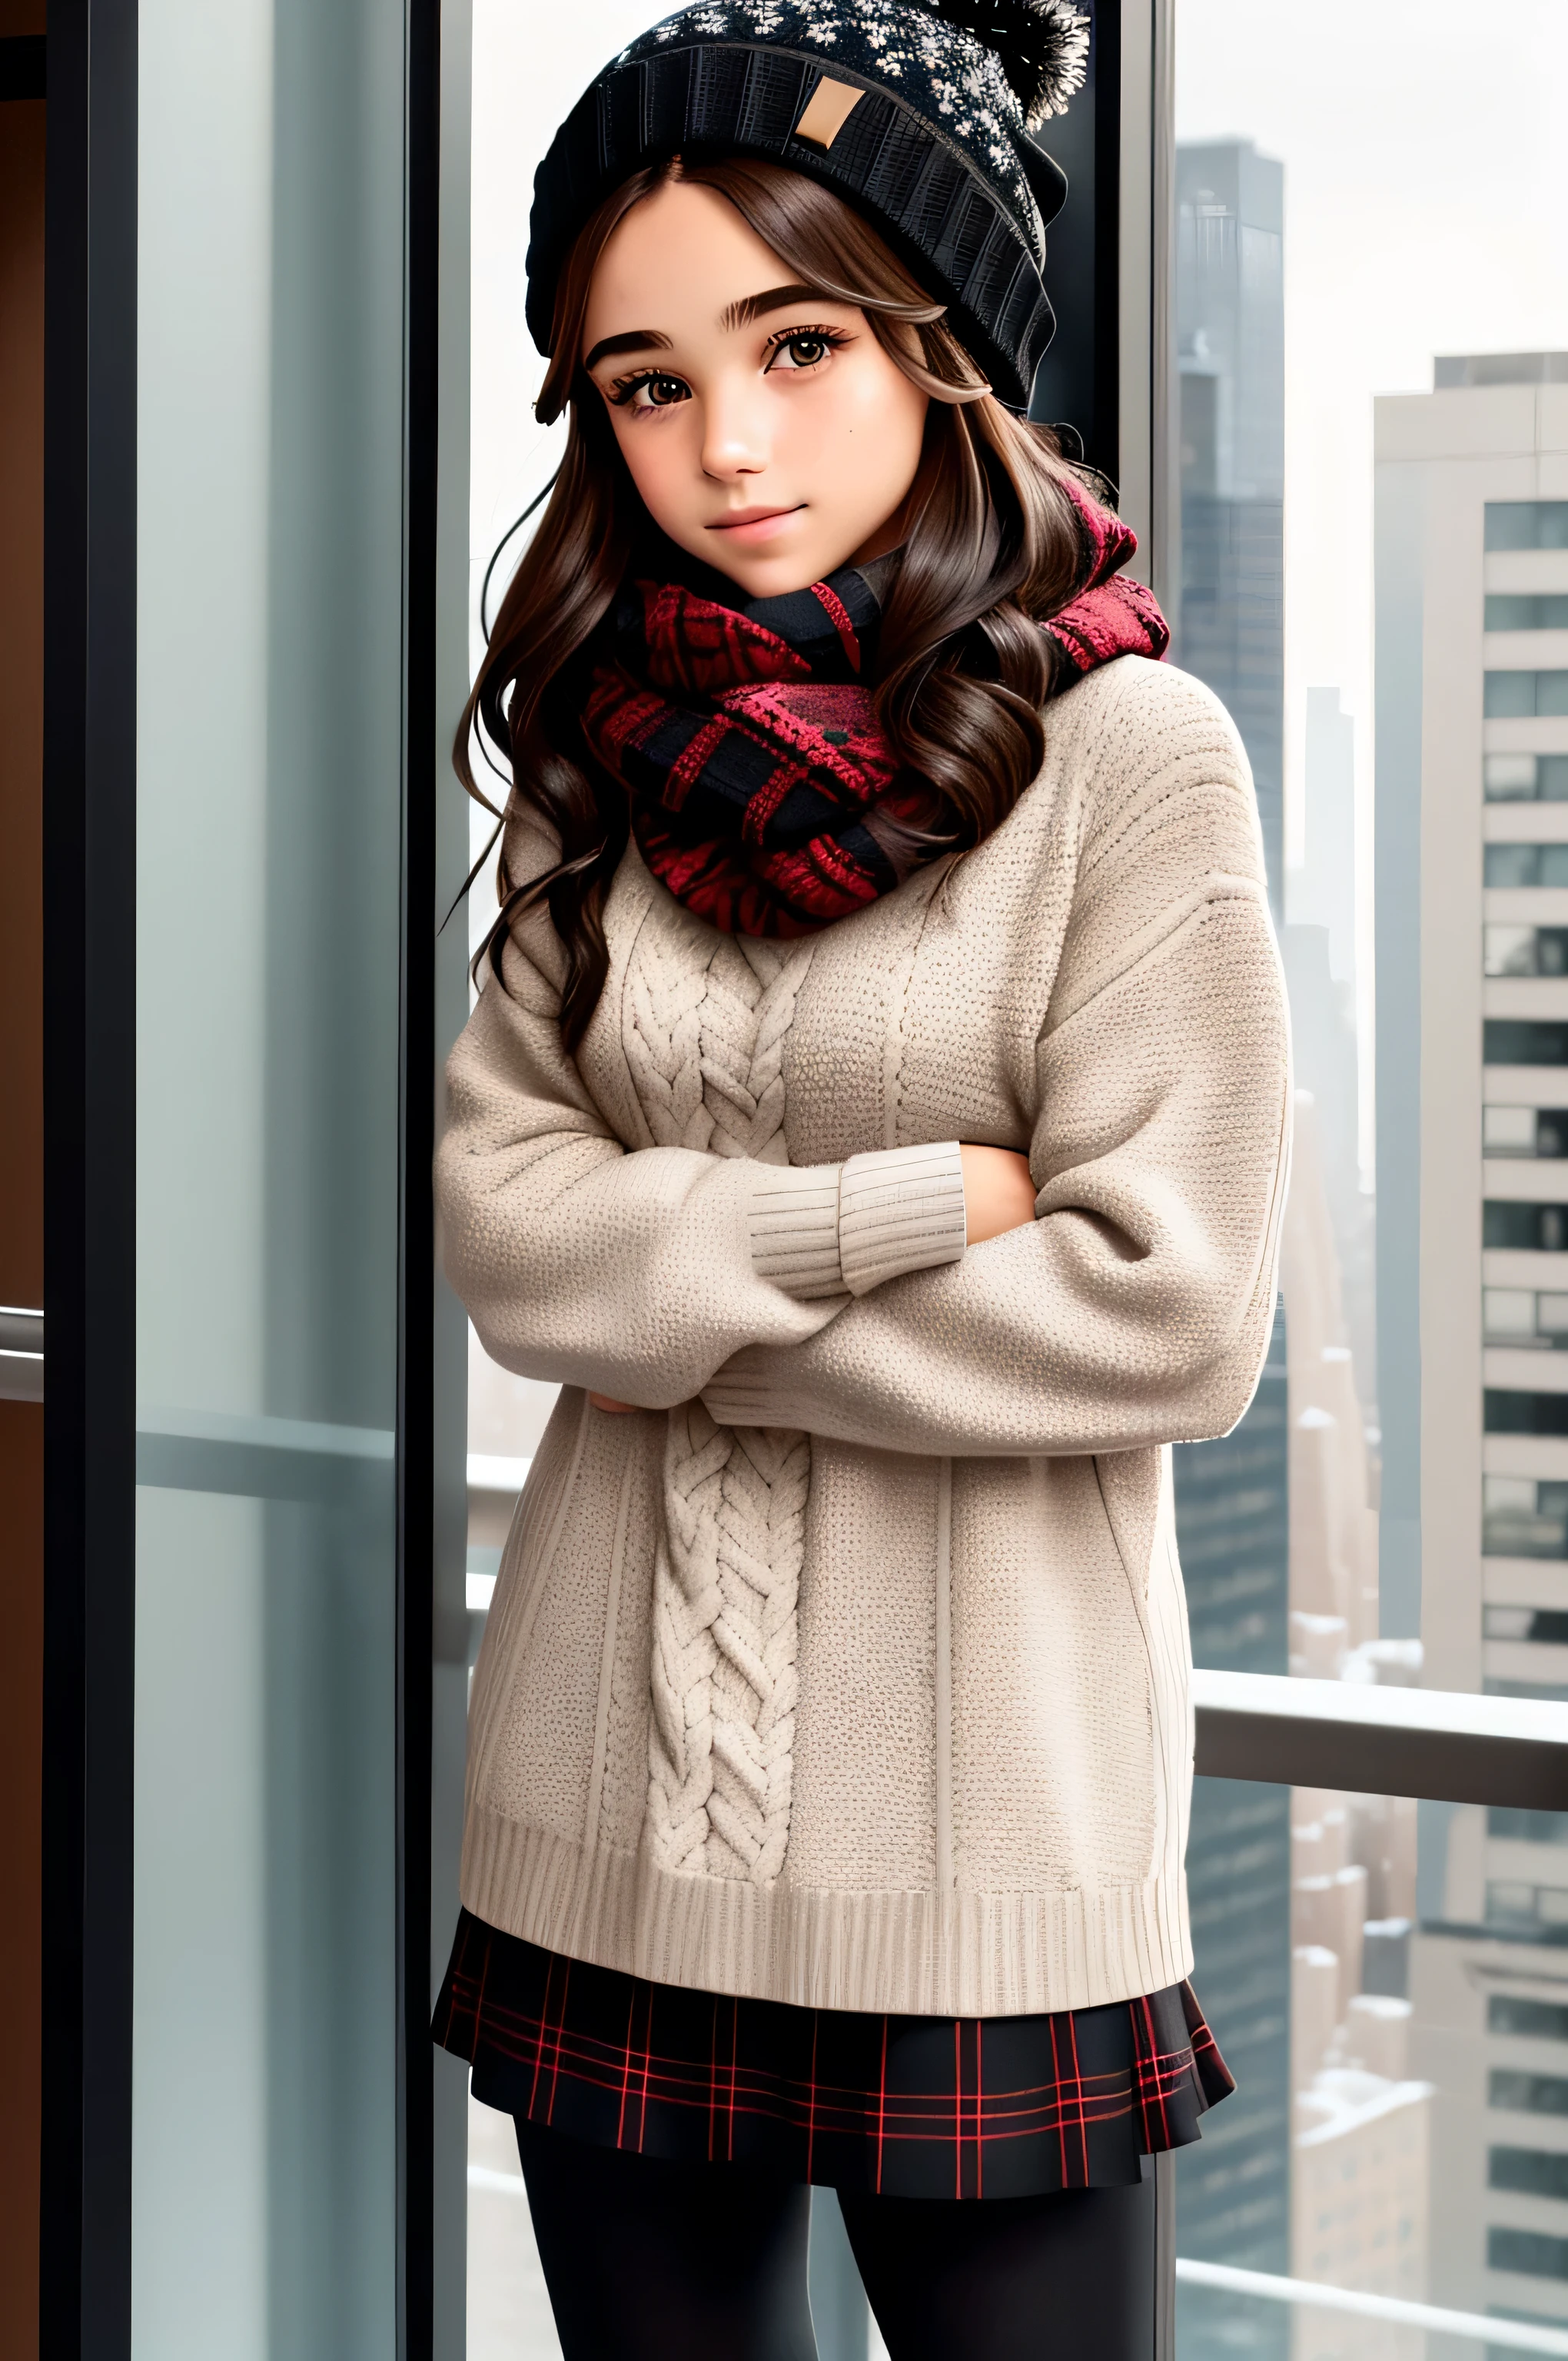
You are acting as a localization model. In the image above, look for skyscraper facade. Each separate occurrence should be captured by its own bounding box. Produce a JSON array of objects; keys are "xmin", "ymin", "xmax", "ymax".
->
[
  {"xmin": 1375, "ymin": 352, "xmax": 1568, "ymax": 2335},
  {"xmin": 1171, "ymin": 137, "xmax": 1291, "ymax": 2359},
  {"xmin": 1174, "ymin": 139, "xmax": 1285, "ymax": 925}
]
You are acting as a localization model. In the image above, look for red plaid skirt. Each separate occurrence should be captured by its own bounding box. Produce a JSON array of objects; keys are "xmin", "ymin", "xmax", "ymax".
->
[{"xmin": 434, "ymin": 1910, "xmax": 1231, "ymax": 2201}]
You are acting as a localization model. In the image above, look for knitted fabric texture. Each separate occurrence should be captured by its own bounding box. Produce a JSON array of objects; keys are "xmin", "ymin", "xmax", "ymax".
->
[
  {"xmin": 525, "ymin": 0, "xmax": 1090, "ymax": 407},
  {"xmin": 581, "ymin": 482, "xmax": 1169, "ymax": 936},
  {"xmin": 438, "ymin": 654, "xmax": 1291, "ymax": 2019},
  {"xmin": 626, "ymin": 923, "xmax": 814, "ymax": 1882}
]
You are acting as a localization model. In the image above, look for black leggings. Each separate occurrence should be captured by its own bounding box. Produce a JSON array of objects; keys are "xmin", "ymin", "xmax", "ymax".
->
[{"xmin": 514, "ymin": 2117, "xmax": 1158, "ymax": 2360}]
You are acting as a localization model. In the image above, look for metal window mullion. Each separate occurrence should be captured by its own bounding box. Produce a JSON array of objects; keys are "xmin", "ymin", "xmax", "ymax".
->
[{"xmin": 1116, "ymin": 0, "xmax": 1176, "ymax": 608}]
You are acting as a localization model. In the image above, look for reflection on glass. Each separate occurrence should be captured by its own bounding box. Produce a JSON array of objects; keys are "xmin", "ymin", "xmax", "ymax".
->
[
  {"xmin": 1487, "ymin": 755, "xmax": 1568, "ymax": 806},
  {"xmin": 1178, "ymin": 1777, "xmax": 1568, "ymax": 2358},
  {"xmin": 132, "ymin": 0, "xmax": 407, "ymax": 2351},
  {"xmin": 1171, "ymin": 0, "xmax": 1568, "ymax": 2350}
]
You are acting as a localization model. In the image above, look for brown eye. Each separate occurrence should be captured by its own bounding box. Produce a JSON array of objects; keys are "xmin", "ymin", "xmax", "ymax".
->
[
  {"xmin": 613, "ymin": 371, "xmax": 693, "ymax": 411},
  {"xmin": 770, "ymin": 334, "xmax": 832, "ymax": 371}
]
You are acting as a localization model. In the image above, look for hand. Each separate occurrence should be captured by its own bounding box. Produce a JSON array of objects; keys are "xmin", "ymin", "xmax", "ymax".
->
[
  {"xmin": 589, "ymin": 1392, "xmax": 638, "ymax": 1413},
  {"xmin": 959, "ymin": 1144, "xmax": 1037, "ymax": 1246}
]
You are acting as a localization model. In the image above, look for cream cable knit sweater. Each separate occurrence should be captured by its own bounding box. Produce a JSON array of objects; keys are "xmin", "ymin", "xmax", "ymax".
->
[{"xmin": 438, "ymin": 655, "xmax": 1291, "ymax": 2018}]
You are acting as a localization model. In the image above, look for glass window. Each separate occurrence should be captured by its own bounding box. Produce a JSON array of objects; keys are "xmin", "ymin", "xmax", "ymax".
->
[
  {"xmin": 447, "ymin": 0, "xmax": 1568, "ymax": 2348},
  {"xmin": 1488, "ymin": 845, "xmax": 1545, "ymax": 888},
  {"xmin": 1178, "ymin": 1775, "xmax": 1568, "ymax": 2356},
  {"xmin": 131, "ymin": 1, "xmax": 408, "ymax": 2350},
  {"xmin": 1490, "ymin": 1994, "xmax": 1568, "ymax": 2034},
  {"xmin": 1485, "ymin": 1204, "xmax": 1568, "ymax": 1252},
  {"xmin": 1482, "ymin": 1476, "xmax": 1568, "ymax": 1560},
  {"xmin": 1483, "ymin": 928, "xmax": 1568, "ymax": 978},
  {"xmin": 1487, "ymin": 672, "xmax": 1547, "ymax": 720},
  {"xmin": 1485, "ymin": 1609, "xmax": 1568, "ymax": 1645},
  {"xmin": 1492, "ymin": 2150, "xmax": 1568, "ymax": 2202},
  {"xmin": 1492, "ymin": 2070, "xmax": 1568, "ymax": 2115},
  {"xmin": 1488, "ymin": 2228, "xmax": 1568, "ymax": 2282},
  {"xmin": 1483, "ymin": 753, "xmax": 1568, "ymax": 803},
  {"xmin": 1487, "ymin": 752, "xmax": 1541, "ymax": 801},
  {"xmin": 1485, "ymin": 1392, "xmax": 1568, "ymax": 1439},
  {"xmin": 1171, "ymin": 0, "xmax": 1568, "ymax": 2348},
  {"xmin": 1487, "ymin": 596, "xmax": 1568, "ymax": 633},
  {"xmin": 1487, "ymin": 1022, "xmax": 1568, "ymax": 1068},
  {"xmin": 1486, "ymin": 1289, "xmax": 1540, "ymax": 1341},
  {"xmin": 1487, "ymin": 503, "xmax": 1568, "ymax": 553},
  {"xmin": 1485, "ymin": 846, "xmax": 1568, "ymax": 888},
  {"xmin": 1486, "ymin": 672, "xmax": 1568, "ymax": 719},
  {"xmin": 1484, "ymin": 1105, "xmax": 1541, "ymax": 1154}
]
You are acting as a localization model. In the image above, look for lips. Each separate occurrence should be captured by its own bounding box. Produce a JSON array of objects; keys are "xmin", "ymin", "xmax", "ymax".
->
[{"xmin": 708, "ymin": 504, "xmax": 802, "ymax": 532}]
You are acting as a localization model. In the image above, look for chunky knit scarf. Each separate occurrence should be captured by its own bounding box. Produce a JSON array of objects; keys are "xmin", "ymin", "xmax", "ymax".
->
[{"xmin": 580, "ymin": 480, "xmax": 1168, "ymax": 937}]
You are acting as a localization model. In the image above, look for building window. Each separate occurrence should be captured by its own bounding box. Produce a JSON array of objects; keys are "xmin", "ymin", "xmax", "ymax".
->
[
  {"xmin": 1484, "ymin": 672, "xmax": 1568, "ymax": 719},
  {"xmin": 1492, "ymin": 2069, "xmax": 1568, "ymax": 2114},
  {"xmin": 1485, "ymin": 1609, "xmax": 1568, "ymax": 1645},
  {"xmin": 1484, "ymin": 1202, "xmax": 1568, "ymax": 1250},
  {"xmin": 1483, "ymin": 1288, "xmax": 1568, "ymax": 1345},
  {"xmin": 1486, "ymin": 754, "xmax": 1568, "ymax": 802},
  {"xmin": 1486, "ymin": 502, "xmax": 1568, "ymax": 551},
  {"xmin": 1487, "ymin": 594, "xmax": 1568, "ymax": 631},
  {"xmin": 1485, "ymin": 845, "xmax": 1568, "ymax": 888},
  {"xmin": 1485, "ymin": 1391, "xmax": 1568, "ymax": 1437},
  {"xmin": 1488, "ymin": 1815, "xmax": 1568, "ymax": 1852},
  {"xmin": 1487, "ymin": 1884, "xmax": 1568, "ymax": 1934},
  {"xmin": 1488, "ymin": 2226, "xmax": 1568, "ymax": 2280},
  {"xmin": 1490, "ymin": 2147, "xmax": 1568, "ymax": 2200},
  {"xmin": 1483, "ymin": 1106, "xmax": 1568, "ymax": 1156},
  {"xmin": 1485, "ymin": 929, "xmax": 1568, "ymax": 978},
  {"xmin": 1490, "ymin": 1994, "xmax": 1568, "ymax": 2036},
  {"xmin": 1483, "ymin": 1476, "xmax": 1568, "ymax": 1558},
  {"xmin": 1484, "ymin": 1476, "xmax": 1568, "ymax": 1558},
  {"xmin": 1485, "ymin": 1020, "xmax": 1568, "ymax": 1068}
]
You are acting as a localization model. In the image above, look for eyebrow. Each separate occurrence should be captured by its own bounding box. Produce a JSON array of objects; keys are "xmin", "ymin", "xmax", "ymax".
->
[
  {"xmin": 719, "ymin": 282, "xmax": 835, "ymax": 330},
  {"xmin": 583, "ymin": 284, "xmax": 845, "ymax": 375},
  {"xmin": 583, "ymin": 326, "xmax": 673, "ymax": 374}
]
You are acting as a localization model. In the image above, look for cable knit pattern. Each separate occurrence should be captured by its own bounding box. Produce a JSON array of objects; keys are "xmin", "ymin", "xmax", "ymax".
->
[
  {"xmin": 439, "ymin": 658, "xmax": 1294, "ymax": 2017},
  {"xmin": 648, "ymin": 1405, "xmax": 811, "ymax": 1881},
  {"xmin": 626, "ymin": 911, "xmax": 814, "ymax": 1885}
]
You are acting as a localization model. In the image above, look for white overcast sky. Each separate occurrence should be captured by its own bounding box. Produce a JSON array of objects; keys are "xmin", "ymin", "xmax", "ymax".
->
[{"xmin": 470, "ymin": 0, "xmax": 1568, "ymax": 890}]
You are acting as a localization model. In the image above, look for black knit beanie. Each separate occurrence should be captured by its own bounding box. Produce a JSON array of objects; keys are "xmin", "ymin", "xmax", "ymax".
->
[{"xmin": 526, "ymin": 0, "xmax": 1091, "ymax": 411}]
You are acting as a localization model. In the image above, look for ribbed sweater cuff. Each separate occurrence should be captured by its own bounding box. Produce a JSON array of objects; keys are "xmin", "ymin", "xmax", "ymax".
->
[
  {"xmin": 746, "ymin": 1144, "xmax": 967, "ymax": 1306},
  {"xmin": 839, "ymin": 1141, "xmax": 967, "ymax": 1297},
  {"xmin": 745, "ymin": 1164, "xmax": 845, "ymax": 1301},
  {"xmin": 702, "ymin": 1347, "xmax": 799, "ymax": 1430}
]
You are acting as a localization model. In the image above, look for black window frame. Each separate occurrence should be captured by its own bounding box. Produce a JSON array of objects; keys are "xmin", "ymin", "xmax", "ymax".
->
[
  {"xmin": 35, "ymin": 3, "xmax": 1568, "ymax": 2355},
  {"xmin": 38, "ymin": 2, "xmax": 445, "ymax": 2353}
]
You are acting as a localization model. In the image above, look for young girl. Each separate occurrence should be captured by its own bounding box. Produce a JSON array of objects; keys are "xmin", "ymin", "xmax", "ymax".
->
[{"xmin": 434, "ymin": 3, "xmax": 1290, "ymax": 2352}]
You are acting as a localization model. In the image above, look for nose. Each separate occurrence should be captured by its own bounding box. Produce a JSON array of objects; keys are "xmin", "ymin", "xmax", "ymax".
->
[{"xmin": 699, "ymin": 367, "xmax": 769, "ymax": 483}]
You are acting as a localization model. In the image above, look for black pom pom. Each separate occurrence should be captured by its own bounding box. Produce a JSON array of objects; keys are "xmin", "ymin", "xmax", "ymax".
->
[{"xmin": 929, "ymin": 0, "xmax": 1090, "ymax": 127}]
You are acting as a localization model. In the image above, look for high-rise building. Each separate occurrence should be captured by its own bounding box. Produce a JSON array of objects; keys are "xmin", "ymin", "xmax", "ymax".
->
[
  {"xmin": 1174, "ymin": 1323, "xmax": 1291, "ymax": 2358},
  {"xmin": 1374, "ymin": 350, "xmax": 1568, "ymax": 2335},
  {"xmin": 1288, "ymin": 689, "xmax": 1378, "ymax": 1396},
  {"xmin": 1294, "ymin": 692, "xmax": 1358, "ymax": 993},
  {"xmin": 1174, "ymin": 138, "xmax": 1284, "ymax": 925},
  {"xmin": 1171, "ymin": 138, "xmax": 1292, "ymax": 2356}
]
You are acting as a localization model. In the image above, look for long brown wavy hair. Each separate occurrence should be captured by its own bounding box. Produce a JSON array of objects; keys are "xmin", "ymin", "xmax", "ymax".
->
[{"xmin": 458, "ymin": 154, "xmax": 1092, "ymax": 1051}]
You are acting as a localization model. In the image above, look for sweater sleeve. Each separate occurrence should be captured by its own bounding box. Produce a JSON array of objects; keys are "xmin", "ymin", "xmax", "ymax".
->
[
  {"xmin": 435, "ymin": 860, "xmax": 966, "ymax": 1410},
  {"xmin": 701, "ymin": 753, "xmax": 1292, "ymax": 1458}
]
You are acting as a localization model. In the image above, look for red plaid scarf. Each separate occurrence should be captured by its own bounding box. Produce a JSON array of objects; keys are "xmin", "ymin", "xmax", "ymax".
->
[{"xmin": 580, "ymin": 480, "xmax": 1168, "ymax": 937}]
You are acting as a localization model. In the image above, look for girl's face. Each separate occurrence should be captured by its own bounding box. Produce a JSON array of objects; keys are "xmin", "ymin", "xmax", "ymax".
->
[{"xmin": 581, "ymin": 177, "xmax": 931, "ymax": 599}]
